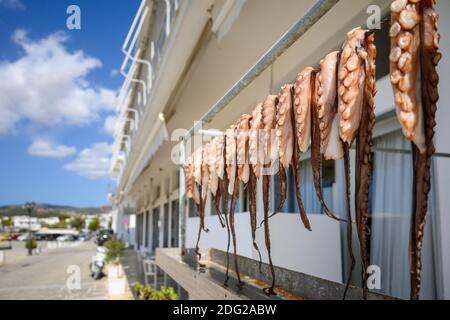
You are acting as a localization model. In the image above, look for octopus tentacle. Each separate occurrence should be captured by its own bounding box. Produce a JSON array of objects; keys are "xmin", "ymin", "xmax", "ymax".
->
[
  {"xmin": 292, "ymin": 68, "xmax": 315, "ymax": 230},
  {"xmin": 316, "ymin": 51, "xmax": 345, "ymax": 160},
  {"xmin": 249, "ymin": 169, "xmax": 263, "ymax": 272},
  {"xmin": 355, "ymin": 32, "xmax": 377, "ymax": 299},
  {"xmin": 342, "ymin": 143, "xmax": 355, "ymax": 300},
  {"xmin": 390, "ymin": 0, "xmax": 441, "ymax": 300},
  {"xmin": 229, "ymin": 172, "xmax": 244, "ymax": 289},
  {"xmin": 274, "ymin": 85, "xmax": 295, "ymax": 213},
  {"xmin": 210, "ymin": 136, "xmax": 225, "ymax": 227},
  {"xmin": 390, "ymin": 0, "xmax": 425, "ymax": 152},
  {"xmin": 248, "ymin": 104, "xmax": 264, "ymax": 270},
  {"xmin": 249, "ymin": 103, "xmax": 264, "ymax": 177},
  {"xmin": 411, "ymin": 0, "xmax": 440, "ymax": 300},
  {"xmin": 262, "ymin": 174, "xmax": 276, "ymax": 295},
  {"xmin": 225, "ymin": 124, "xmax": 244, "ymax": 289},
  {"xmin": 226, "ymin": 126, "xmax": 238, "ymax": 195},
  {"xmin": 293, "ymin": 68, "xmax": 313, "ymax": 153},
  {"xmin": 261, "ymin": 95, "xmax": 278, "ymax": 295},
  {"xmin": 292, "ymin": 131, "xmax": 312, "ymax": 231},
  {"xmin": 237, "ymin": 114, "xmax": 252, "ymax": 184},
  {"xmin": 338, "ymin": 27, "xmax": 368, "ymax": 299},
  {"xmin": 200, "ymin": 144, "xmax": 210, "ymax": 233},
  {"xmin": 222, "ymin": 138, "xmax": 231, "ymax": 287},
  {"xmin": 338, "ymin": 28, "xmax": 367, "ymax": 145},
  {"xmin": 208, "ymin": 138, "xmax": 219, "ymax": 197},
  {"xmin": 311, "ymin": 68, "xmax": 344, "ymax": 222},
  {"xmin": 213, "ymin": 183, "xmax": 225, "ymax": 228}
]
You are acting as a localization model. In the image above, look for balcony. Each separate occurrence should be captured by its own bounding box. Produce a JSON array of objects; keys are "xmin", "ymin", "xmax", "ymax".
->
[{"xmin": 110, "ymin": 0, "xmax": 181, "ymax": 178}]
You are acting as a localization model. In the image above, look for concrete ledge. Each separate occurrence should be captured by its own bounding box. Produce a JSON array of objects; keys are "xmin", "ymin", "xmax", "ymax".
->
[{"xmin": 156, "ymin": 248, "xmax": 243, "ymax": 300}]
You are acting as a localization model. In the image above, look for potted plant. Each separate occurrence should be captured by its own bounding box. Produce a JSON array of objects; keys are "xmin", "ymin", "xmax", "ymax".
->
[{"xmin": 104, "ymin": 238, "xmax": 126, "ymax": 295}]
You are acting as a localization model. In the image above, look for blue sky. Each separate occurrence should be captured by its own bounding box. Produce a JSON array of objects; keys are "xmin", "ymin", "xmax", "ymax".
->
[{"xmin": 0, "ymin": 0, "xmax": 139, "ymax": 207}]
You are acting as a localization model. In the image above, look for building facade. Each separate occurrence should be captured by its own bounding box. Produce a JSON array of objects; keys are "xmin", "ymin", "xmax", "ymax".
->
[{"xmin": 110, "ymin": 0, "xmax": 450, "ymax": 300}]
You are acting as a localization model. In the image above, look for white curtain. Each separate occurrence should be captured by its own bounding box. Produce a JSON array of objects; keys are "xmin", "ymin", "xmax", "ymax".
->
[
  {"xmin": 369, "ymin": 130, "xmax": 442, "ymax": 299},
  {"xmin": 274, "ymin": 159, "xmax": 333, "ymax": 214}
]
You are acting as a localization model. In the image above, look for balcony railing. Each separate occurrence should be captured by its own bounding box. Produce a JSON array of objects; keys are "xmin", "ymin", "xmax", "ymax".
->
[{"xmin": 111, "ymin": 0, "xmax": 181, "ymax": 178}]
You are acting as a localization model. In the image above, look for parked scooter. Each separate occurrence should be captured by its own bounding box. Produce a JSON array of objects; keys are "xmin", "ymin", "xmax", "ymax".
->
[{"xmin": 89, "ymin": 245, "xmax": 106, "ymax": 280}]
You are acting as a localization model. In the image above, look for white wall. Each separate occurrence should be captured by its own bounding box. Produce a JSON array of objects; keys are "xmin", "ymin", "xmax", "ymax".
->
[{"xmin": 187, "ymin": 212, "xmax": 342, "ymax": 284}]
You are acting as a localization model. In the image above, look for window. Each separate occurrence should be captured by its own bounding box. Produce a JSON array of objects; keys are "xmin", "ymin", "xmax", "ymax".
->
[
  {"xmin": 171, "ymin": 200, "xmax": 179, "ymax": 247},
  {"xmin": 152, "ymin": 208, "xmax": 160, "ymax": 252},
  {"xmin": 163, "ymin": 202, "xmax": 169, "ymax": 247},
  {"xmin": 145, "ymin": 210, "xmax": 150, "ymax": 247},
  {"xmin": 274, "ymin": 158, "xmax": 335, "ymax": 214},
  {"xmin": 188, "ymin": 198, "xmax": 197, "ymax": 218}
]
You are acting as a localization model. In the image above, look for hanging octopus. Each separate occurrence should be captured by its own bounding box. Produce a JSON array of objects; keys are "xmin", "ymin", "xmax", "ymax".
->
[
  {"xmin": 194, "ymin": 144, "xmax": 210, "ymax": 267},
  {"xmin": 309, "ymin": 57, "xmax": 345, "ymax": 223},
  {"xmin": 389, "ymin": 0, "xmax": 441, "ymax": 300},
  {"xmin": 338, "ymin": 27, "xmax": 376, "ymax": 299},
  {"xmin": 248, "ymin": 103, "xmax": 264, "ymax": 269},
  {"xmin": 225, "ymin": 124, "xmax": 244, "ymax": 289},
  {"xmin": 292, "ymin": 68, "xmax": 314, "ymax": 231},
  {"xmin": 261, "ymin": 95, "xmax": 279, "ymax": 295},
  {"xmin": 192, "ymin": 146, "xmax": 207, "ymax": 265},
  {"xmin": 185, "ymin": 152, "xmax": 200, "ymax": 210},
  {"xmin": 215, "ymin": 133, "xmax": 232, "ymax": 286},
  {"xmin": 237, "ymin": 114, "xmax": 252, "ymax": 184},
  {"xmin": 274, "ymin": 84, "xmax": 295, "ymax": 214},
  {"xmin": 208, "ymin": 137, "xmax": 225, "ymax": 227}
]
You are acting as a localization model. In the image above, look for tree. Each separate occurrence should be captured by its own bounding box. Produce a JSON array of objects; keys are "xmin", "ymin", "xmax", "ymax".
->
[
  {"xmin": 71, "ymin": 216, "xmax": 85, "ymax": 231},
  {"xmin": 2, "ymin": 217, "xmax": 13, "ymax": 227},
  {"xmin": 88, "ymin": 216, "xmax": 100, "ymax": 232}
]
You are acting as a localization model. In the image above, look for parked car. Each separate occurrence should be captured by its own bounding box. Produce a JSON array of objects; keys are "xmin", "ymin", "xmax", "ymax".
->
[
  {"xmin": 0, "ymin": 233, "xmax": 8, "ymax": 241},
  {"xmin": 78, "ymin": 232, "xmax": 91, "ymax": 241},
  {"xmin": 8, "ymin": 233, "xmax": 20, "ymax": 241},
  {"xmin": 56, "ymin": 235, "xmax": 78, "ymax": 242},
  {"xmin": 17, "ymin": 234, "xmax": 31, "ymax": 241}
]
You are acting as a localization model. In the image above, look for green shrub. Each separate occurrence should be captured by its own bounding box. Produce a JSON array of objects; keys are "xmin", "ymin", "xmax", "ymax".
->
[
  {"xmin": 104, "ymin": 238, "xmax": 125, "ymax": 264},
  {"xmin": 132, "ymin": 283, "xmax": 178, "ymax": 300},
  {"xmin": 25, "ymin": 238, "xmax": 37, "ymax": 250}
]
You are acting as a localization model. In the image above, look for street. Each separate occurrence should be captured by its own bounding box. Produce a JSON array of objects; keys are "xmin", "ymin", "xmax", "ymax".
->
[{"xmin": 0, "ymin": 241, "xmax": 108, "ymax": 300}]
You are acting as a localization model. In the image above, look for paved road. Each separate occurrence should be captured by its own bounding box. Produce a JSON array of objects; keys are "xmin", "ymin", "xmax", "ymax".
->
[{"xmin": 0, "ymin": 241, "xmax": 108, "ymax": 300}]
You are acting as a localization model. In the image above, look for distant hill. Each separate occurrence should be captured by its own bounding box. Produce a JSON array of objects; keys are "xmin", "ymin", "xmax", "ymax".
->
[{"xmin": 0, "ymin": 203, "xmax": 111, "ymax": 218}]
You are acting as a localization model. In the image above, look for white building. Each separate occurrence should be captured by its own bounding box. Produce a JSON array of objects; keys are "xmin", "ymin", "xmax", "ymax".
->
[
  {"xmin": 39, "ymin": 217, "xmax": 60, "ymax": 226},
  {"xmin": 13, "ymin": 216, "xmax": 41, "ymax": 231},
  {"xmin": 110, "ymin": 0, "xmax": 450, "ymax": 300}
]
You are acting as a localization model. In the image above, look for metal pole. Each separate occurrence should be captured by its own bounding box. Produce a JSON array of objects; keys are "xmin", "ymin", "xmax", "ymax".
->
[
  {"xmin": 184, "ymin": 0, "xmax": 339, "ymax": 139},
  {"xmin": 178, "ymin": 141, "xmax": 186, "ymax": 256}
]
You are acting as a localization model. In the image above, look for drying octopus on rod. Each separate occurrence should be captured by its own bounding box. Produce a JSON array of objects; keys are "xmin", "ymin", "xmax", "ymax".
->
[
  {"xmin": 237, "ymin": 112, "xmax": 263, "ymax": 269},
  {"xmin": 195, "ymin": 144, "xmax": 211, "ymax": 266},
  {"xmin": 338, "ymin": 27, "xmax": 376, "ymax": 299},
  {"xmin": 310, "ymin": 55, "xmax": 346, "ymax": 223},
  {"xmin": 390, "ymin": 0, "xmax": 441, "ymax": 300},
  {"xmin": 292, "ymin": 67, "xmax": 315, "ymax": 231},
  {"xmin": 214, "ymin": 133, "xmax": 232, "ymax": 285},
  {"xmin": 273, "ymin": 84, "xmax": 294, "ymax": 216},
  {"xmin": 261, "ymin": 95, "xmax": 279, "ymax": 295},
  {"xmin": 208, "ymin": 137, "xmax": 226, "ymax": 227},
  {"xmin": 225, "ymin": 124, "xmax": 244, "ymax": 289},
  {"xmin": 248, "ymin": 104, "xmax": 264, "ymax": 270}
]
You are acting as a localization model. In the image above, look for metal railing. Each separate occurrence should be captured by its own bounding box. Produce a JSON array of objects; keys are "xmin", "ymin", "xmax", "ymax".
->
[{"xmin": 111, "ymin": 0, "xmax": 182, "ymax": 177}]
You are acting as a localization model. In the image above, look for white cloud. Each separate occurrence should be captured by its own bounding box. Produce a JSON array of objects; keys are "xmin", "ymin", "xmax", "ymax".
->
[
  {"xmin": 64, "ymin": 142, "xmax": 112, "ymax": 179},
  {"xmin": 0, "ymin": 0, "xmax": 24, "ymax": 9},
  {"xmin": 0, "ymin": 30, "xmax": 117, "ymax": 135},
  {"xmin": 27, "ymin": 138, "xmax": 77, "ymax": 159},
  {"xmin": 110, "ymin": 69, "xmax": 119, "ymax": 77},
  {"xmin": 103, "ymin": 115, "xmax": 118, "ymax": 136}
]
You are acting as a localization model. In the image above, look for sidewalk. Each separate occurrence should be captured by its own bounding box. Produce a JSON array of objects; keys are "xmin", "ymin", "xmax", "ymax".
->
[{"xmin": 120, "ymin": 248, "xmax": 145, "ymax": 299}]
